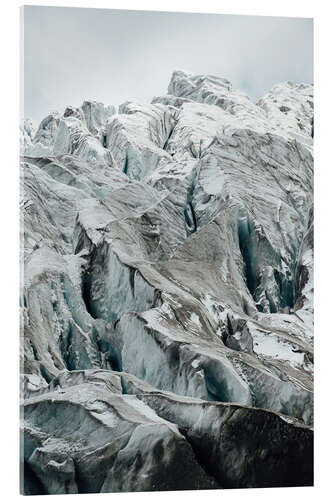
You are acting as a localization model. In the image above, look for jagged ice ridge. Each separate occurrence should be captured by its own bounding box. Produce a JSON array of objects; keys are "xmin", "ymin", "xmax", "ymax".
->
[{"xmin": 21, "ymin": 70, "xmax": 314, "ymax": 494}]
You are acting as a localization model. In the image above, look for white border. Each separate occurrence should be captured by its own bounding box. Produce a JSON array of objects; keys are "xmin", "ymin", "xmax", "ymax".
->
[{"xmin": 1, "ymin": 1, "xmax": 331, "ymax": 499}]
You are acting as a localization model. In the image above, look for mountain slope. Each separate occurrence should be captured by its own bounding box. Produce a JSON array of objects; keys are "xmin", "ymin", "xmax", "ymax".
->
[{"xmin": 21, "ymin": 70, "xmax": 314, "ymax": 494}]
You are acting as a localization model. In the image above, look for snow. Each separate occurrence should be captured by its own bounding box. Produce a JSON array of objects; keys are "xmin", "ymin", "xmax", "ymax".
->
[
  {"xmin": 190, "ymin": 312, "xmax": 201, "ymax": 327},
  {"xmin": 248, "ymin": 322, "xmax": 306, "ymax": 368}
]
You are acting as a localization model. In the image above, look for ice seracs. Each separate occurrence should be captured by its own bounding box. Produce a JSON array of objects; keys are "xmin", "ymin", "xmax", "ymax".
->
[{"xmin": 21, "ymin": 70, "xmax": 314, "ymax": 493}]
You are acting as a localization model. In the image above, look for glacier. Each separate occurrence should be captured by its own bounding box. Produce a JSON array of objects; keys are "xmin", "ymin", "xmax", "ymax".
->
[{"xmin": 21, "ymin": 70, "xmax": 313, "ymax": 494}]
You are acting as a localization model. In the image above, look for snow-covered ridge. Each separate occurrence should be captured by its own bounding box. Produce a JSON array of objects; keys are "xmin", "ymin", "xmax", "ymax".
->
[{"xmin": 21, "ymin": 70, "xmax": 313, "ymax": 494}]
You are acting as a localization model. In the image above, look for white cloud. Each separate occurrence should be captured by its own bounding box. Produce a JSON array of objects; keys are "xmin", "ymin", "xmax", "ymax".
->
[{"xmin": 22, "ymin": 6, "xmax": 313, "ymax": 124}]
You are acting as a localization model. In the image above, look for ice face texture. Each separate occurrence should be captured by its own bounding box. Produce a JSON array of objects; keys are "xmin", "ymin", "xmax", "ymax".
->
[{"xmin": 21, "ymin": 72, "xmax": 313, "ymax": 494}]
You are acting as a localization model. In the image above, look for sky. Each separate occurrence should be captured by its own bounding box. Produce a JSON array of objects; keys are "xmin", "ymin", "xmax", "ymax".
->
[{"xmin": 22, "ymin": 6, "xmax": 313, "ymax": 125}]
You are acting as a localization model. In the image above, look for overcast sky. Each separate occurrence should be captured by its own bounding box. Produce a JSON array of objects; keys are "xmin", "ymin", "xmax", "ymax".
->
[{"xmin": 22, "ymin": 6, "xmax": 313, "ymax": 124}]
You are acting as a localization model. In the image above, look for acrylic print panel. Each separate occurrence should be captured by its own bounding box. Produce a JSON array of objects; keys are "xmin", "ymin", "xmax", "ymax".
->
[{"xmin": 21, "ymin": 5, "xmax": 313, "ymax": 494}]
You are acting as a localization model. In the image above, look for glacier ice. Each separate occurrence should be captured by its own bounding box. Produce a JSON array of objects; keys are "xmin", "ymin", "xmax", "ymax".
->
[{"xmin": 21, "ymin": 70, "xmax": 313, "ymax": 493}]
